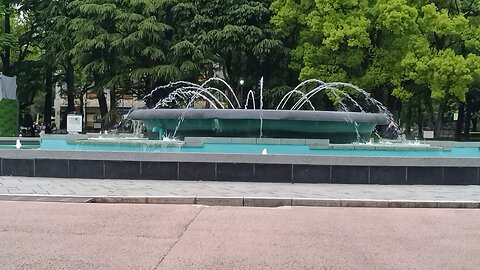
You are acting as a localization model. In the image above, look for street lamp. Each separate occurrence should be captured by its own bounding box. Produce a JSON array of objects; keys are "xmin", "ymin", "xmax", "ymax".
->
[{"xmin": 239, "ymin": 79, "xmax": 245, "ymax": 106}]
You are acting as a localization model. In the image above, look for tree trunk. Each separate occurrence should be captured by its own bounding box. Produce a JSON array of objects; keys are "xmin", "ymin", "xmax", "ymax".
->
[
  {"xmin": 455, "ymin": 102, "xmax": 465, "ymax": 141},
  {"xmin": 79, "ymin": 92, "xmax": 85, "ymax": 132},
  {"xmin": 382, "ymin": 86, "xmax": 389, "ymax": 109},
  {"xmin": 464, "ymin": 92, "xmax": 472, "ymax": 141},
  {"xmin": 395, "ymin": 99, "xmax": 402, "ymax": 124},
  {"xmin": 43, "ymin": 66, "xmax": 54, "ymax": 134},
  {"xmin": 2, "ymin": 8, "xmax": 11, "ymax": 76},
  {"xmin": 97, "ymin": 90, "xmax": 108, "ymax": 131},
  {"xmin": 109, "ymin": 88, "xmax": 117, "ymax": 112},
  {"xmin": 108, "ymin": 88, "xmax": 118, "ymax": 128},
  {"xmin": 164, "ymin": 4, "xmax": 173, "ymax": 41},
  {"xmin": 435, "ymin": 96, "xmax": 448, "ymax": 138},
  {"xmin": 405, "ymin": 101, "xmax": 412, "ymax": 137},
  {"xmin": 144, "ymin": 76, "xmax": 152, "ymax": 99},
  {"xmin": 424, "ymin": 95, "xmax": 435, "ymax": 130},
  {"xmin": 97, "ymin": 91, "xmax": 108, "ymax": 117},
  {"xmin": 416, "ymin": 101, "xmax": 423, "ymax": 138},
  {"xmin": 66, "ymin": 61, "xmax": 75, "ymax": 113}
]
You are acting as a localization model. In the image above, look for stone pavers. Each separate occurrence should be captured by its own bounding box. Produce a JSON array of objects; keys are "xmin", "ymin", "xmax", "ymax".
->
[{"xmin": 1, "ymin": 176, "xmax": 480, "ymax": 203}]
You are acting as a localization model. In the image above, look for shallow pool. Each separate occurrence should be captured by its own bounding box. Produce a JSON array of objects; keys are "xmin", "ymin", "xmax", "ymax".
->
[{"xmin": 37, "ymin": 139, "xmax": 480, "ymax": 157}]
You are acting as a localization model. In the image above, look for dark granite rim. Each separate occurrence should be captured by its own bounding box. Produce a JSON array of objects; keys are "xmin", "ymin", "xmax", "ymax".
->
[{"xmin": 128, "ymin": 109, "xmax": 390, "ymax": 124}]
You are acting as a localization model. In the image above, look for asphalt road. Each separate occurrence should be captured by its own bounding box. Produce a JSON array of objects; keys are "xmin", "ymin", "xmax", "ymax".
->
[{"xmin": 1, "ymin": 201, "xmax": 479, "ymax": 270}]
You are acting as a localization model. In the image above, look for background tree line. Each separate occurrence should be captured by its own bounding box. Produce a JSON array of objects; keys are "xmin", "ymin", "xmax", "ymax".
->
[{"xmin": 1, "ymin": 0, "xmax": 480, "ymax": 140}]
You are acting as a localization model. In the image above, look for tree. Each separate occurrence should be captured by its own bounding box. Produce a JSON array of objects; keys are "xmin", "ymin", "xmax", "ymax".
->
[
  {"xmin": 1, "ymin": 0, "xmax": 16, "ymax": 76},
  {"xmin": 271, "ymin": 0, "xmax": 480, "ymax": 139},
  {"xmin": 42, "ymin": 0, "xmax": 77, "ymax": 116},
  {"xmin": 1, "ymin": 1, "xmax": 46, "ymax": 119},
  {"xmin": 17, "ymin": 0, "xmax": 79, "ymax": 131},
  {"xmin": 68, "ymin": 0, "xmax": 200, "ymax": 127},
  {"xmin": 177, "ymin": 0, "xmax": 289, "ymax": 103}
]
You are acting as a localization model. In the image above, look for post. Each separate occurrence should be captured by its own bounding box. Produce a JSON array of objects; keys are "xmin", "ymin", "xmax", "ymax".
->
[{"xmin": 239, "ymin": 79, "xmax": 245, "ymax": 107}]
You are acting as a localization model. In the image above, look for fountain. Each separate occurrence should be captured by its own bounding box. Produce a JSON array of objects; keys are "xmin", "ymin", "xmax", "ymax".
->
[
  {"xmin": 128, "ymin": 78, "xmax": 390, "ymax": 143},
  {"xmin": 2, "ymin": 78, "xmax": 479, "ymax": 185}
]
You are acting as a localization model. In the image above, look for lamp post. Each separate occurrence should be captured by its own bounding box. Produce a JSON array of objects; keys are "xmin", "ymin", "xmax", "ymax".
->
[{"xmin": 239, "ymin": 79, "xmax": 245, "ymax": 105}]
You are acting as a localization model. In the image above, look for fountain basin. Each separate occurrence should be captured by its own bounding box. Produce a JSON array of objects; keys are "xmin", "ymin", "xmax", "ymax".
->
[
  {"xmin": 4, "ymin": 135, "xmax": 480, "ymax": 185},
  {"xmin": 128, "ymin": 109, "xmax": 390, "ymax": 143}
]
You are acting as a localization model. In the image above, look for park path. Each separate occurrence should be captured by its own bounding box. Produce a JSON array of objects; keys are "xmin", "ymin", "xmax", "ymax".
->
[
  {"xmin": 1, "ymin": 176, "xmax": 480, "ymax": 202},
  {"xmin": 1, "ymin": 201, "xmax": 480, "ymax": 270}
]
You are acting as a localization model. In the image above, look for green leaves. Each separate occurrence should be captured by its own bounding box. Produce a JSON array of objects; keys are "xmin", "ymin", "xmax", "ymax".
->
[
  {"xmin": 272, "ymin": 0, "xmax": 480, "ymax": 103},
  {"xmin": 0, "ymin": 32, "xmax": 16, "ymax": 48},
  {"xmin": 130, "ymin": 64, "xmax": 181, "ymax": 80},
  {"xmin": 270, "ymin": 0, "xmax": 306, "ymax": 36},
  {"xmin": 176, "ymin": 0, "xmax": 287, "ymax": 92},
  {"xmin": 431, "ymin": 50, "xmax": 479, "ymax": 101},
  {"xmin": 253, "ymin": 39, "xmax": 283, "ymax": 59},
  {"xmin": 418, "ymin": 4, "xmax": 468, "ymax": 36},
  {"xmin": 69, "ymin": 0, "xmax": 176, "ymax": 91},
  {"xmin": 137, "ymin": 17, "xmax": 171, "ymax": 32},
  {"xmin": 270, "ymin": 0, "xmax": 480, "ymax": 137},
  {"xmin": 374, "ymin": 0, "xmax": 418, "ymax": 35},
  {"xmin": 311, "ymin": 0, "xmax": 371, "ymax": 50}
]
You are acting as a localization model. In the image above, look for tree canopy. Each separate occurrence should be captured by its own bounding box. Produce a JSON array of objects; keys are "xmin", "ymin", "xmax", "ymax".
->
[
  {"xmin": 1, "ymin": 0, "xmax": 480, "ymax": 139},
  {"xmin": 271, "ymin": 0, "xmax": 480, "ymax": 138}
]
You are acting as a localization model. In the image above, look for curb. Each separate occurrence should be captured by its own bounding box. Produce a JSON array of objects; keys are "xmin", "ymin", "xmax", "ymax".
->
[{"xmin": 1, "ymin": 194, "xmax": 479, "ymax": 208}]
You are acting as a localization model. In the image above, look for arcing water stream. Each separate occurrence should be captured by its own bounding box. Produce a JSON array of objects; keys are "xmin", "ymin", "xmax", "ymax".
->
[{"xmin": 117, "ymin": 78, "xmax": 398, "ymax": 141}]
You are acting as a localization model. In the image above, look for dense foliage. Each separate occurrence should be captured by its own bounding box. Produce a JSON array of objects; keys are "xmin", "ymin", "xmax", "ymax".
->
[
  {"xmin": 271, "ymin": 0, "xmax": 480, "ymax": 138},
  {"xmin": 1, "ymin": 0, "xmax": 480, "ymax": 139}
]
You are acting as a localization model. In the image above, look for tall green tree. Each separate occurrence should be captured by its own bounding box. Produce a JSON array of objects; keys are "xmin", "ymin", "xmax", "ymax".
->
[
  {"xmin": 68, "ymin": 0, "xmax": 200, "ymax": 126},
  {"xmin": 43, "ymin": 0, "xmax": 77, "ymax": 116},
  {"xmin": 69, "ymin": 0, "xmax": 127, "ymax": 123},
  {"xmin": 19, "ymin": 0, "xmax": 79, "ymax": 131},
  {"xmin": 271, "ymin": 0, "xmax": 480, "ymax": 139},
  {"xmin": 176, "ymin": 0, "xmax": 289, "ymax": 101},
  {"xmin": 1, "ymin": 1, "xmax": 46, "ymax": 120}
]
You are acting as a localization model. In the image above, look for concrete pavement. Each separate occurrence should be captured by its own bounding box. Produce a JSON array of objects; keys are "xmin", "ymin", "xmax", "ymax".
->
[{"xmin": 1, "ymin": 201, "xmax": 480, "ymax": 269}]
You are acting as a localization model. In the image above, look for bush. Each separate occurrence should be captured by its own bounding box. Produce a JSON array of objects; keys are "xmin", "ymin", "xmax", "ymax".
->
[{"xmin": 0, "ymin": 99, "xmax": 18, "ymax": 137}]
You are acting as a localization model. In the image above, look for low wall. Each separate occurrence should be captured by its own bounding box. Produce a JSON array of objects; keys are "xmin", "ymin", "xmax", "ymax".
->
[{"xmin": 0, "ymin": 149, "xmax": 478, "ymax": 185}]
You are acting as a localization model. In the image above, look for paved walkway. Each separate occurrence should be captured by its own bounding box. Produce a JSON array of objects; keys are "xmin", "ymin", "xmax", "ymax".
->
[
  {"xmin": 2, "ymin": 201, "xmax": 480, "ymax": 269},
  {"xmin": 1, "ymin": 176, "xmax": 480, "ymax": 202}
]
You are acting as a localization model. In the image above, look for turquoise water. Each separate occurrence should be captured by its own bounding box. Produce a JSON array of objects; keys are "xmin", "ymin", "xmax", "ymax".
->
[{"xmin": 38, "ymin": 139, "xmax": 480, "ymax": 157}]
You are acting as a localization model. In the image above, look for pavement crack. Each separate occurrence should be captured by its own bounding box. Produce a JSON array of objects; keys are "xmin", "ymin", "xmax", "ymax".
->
[{"xmin": 153, "ymin": 206, "xmax": 205, "ymax": 270}]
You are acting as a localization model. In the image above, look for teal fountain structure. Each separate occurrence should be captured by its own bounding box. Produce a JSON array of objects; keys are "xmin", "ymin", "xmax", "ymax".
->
[
  {"xmin": 129, "ymin": 109, "xmax": 388, "ymax": 143},
  {"xmin": 3, "ymin": 78, "xmax": 480, "ymax": 185},
  {"xmin": 128, "ymin": 78, "xmax": 391, "ymax": 143}
]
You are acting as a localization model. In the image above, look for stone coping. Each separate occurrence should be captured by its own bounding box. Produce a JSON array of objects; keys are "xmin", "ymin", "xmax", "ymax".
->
[
  {"xmin": 0, "ymin": 137, "xmax": 40, "ymax": 144},
  {"xmin": 1, "ymin": 194, "xmax": 478, "ymax": 208},
  {"xmin": 428, "ymin": 140, "xmax": 480, "ymax": 149},
  {"xmin": 75, "ymin": 139, "xmax": 185, "ymax": 147},
  {"xmin": 0, "ymin": 149, "xmax": 479, "ymax": 167}
]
